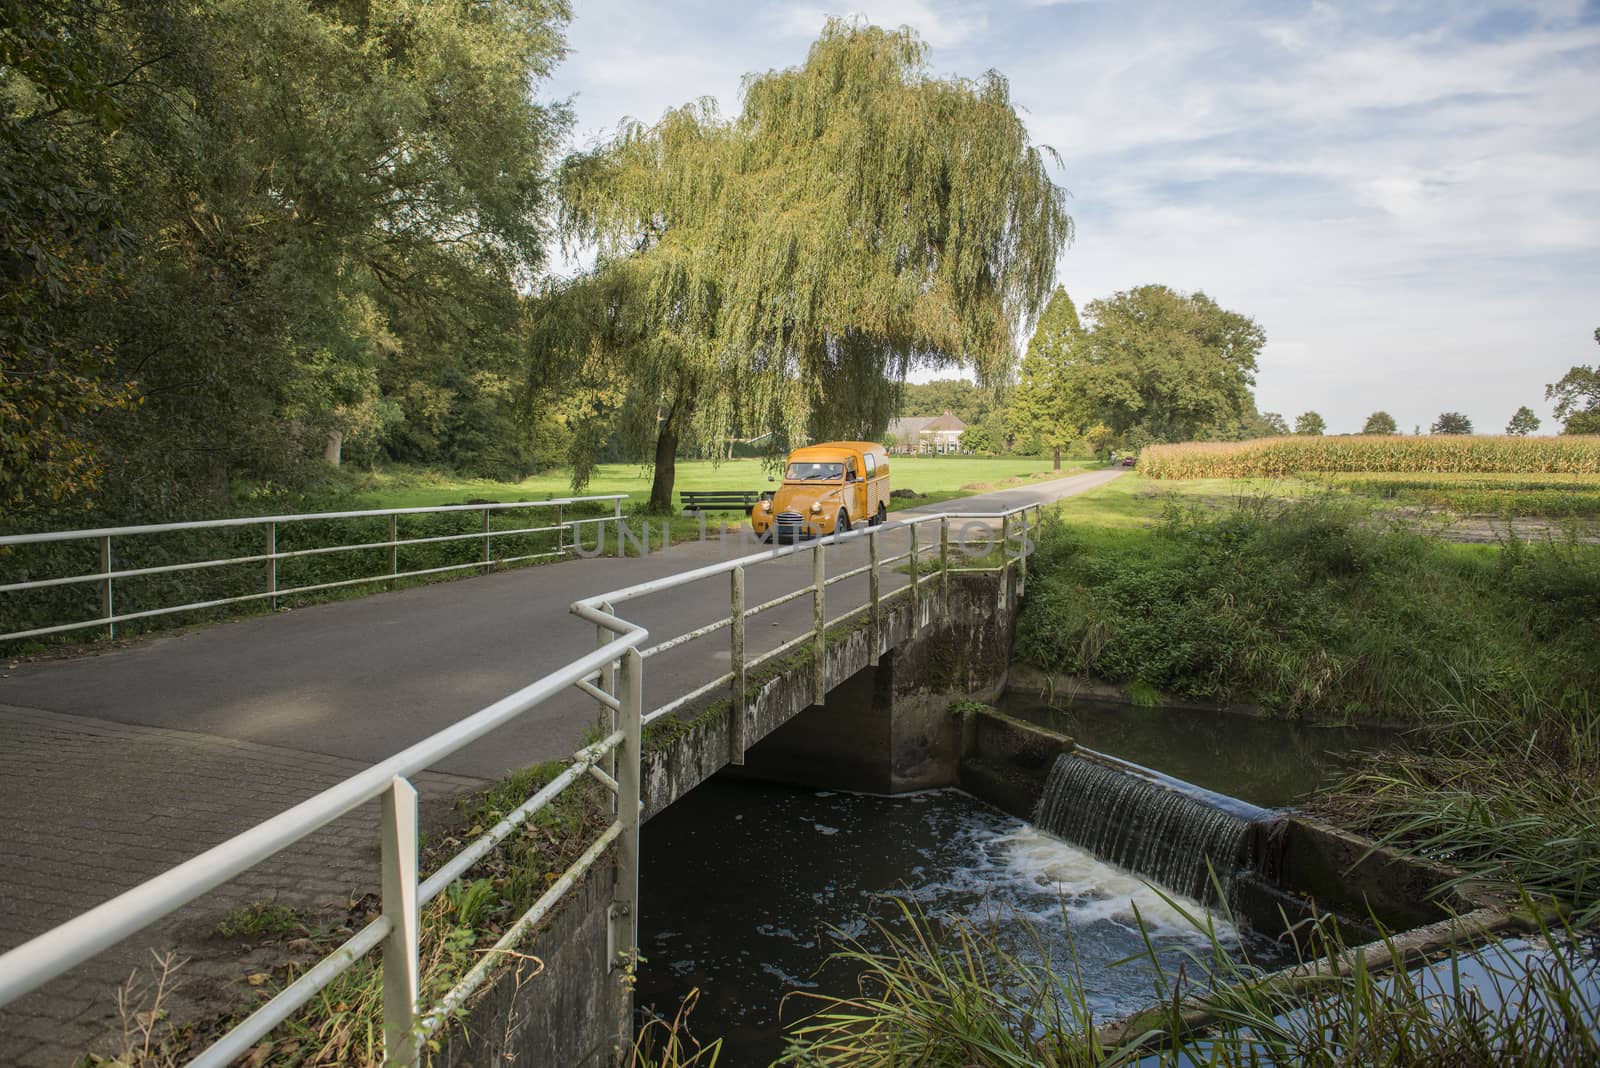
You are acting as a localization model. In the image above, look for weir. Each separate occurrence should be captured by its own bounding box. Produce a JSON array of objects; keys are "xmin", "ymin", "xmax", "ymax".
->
[{"xmin": 1032, "ymin": 751, "xmax": 1265, "ymax": 905}]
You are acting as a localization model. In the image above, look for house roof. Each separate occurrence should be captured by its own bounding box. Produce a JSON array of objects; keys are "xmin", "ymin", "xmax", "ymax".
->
[
  {"xmin": 886, "ymin": 417, "xmax": 933, "ymax": 438},
  {"xmin": 924, "ymin": 411, "xmax": 967, "ymax": 432}
]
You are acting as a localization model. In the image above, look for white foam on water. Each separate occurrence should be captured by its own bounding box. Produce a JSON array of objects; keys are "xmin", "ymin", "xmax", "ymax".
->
[
  {"xmin": 994, "ymin": 826, "xmax": 1236, "ymax": 942},
  {"xmin": 905, "ymin": 819, "xmax": 1237, "ymax": 947}
]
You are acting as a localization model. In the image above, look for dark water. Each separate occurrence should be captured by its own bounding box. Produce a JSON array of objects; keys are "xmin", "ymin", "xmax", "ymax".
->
[
  {"xmin": 998, "ymin": 694, "xmax": 1398, "ymax": 808},
  {"xmin": 637, "ymin": 777, "xmax": 1290, "ymax": 1065}
]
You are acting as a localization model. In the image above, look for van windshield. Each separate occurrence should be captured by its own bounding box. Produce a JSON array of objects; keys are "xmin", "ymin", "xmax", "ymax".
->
[{"xmin": 785, "ymin": 461, "xmax": 844, "ymax": 481}]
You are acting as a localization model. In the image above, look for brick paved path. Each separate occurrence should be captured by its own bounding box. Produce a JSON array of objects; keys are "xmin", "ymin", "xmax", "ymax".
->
[{"xmin": 0, "ymin": 706, "xmax": 481, "ymax": 1067}]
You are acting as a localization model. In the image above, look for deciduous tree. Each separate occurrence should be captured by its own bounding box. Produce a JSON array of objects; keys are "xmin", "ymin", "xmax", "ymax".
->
[
  {"xmin": 1361, "ymin": 411, "xmax": 1398, "ymax": 435},
  {"xmin": 546, "ymin": 21, "xmax": 1071, "ymax": 509},
  {"xmin": 1506, "ymin": 406, "xmax": 1541, "ymax": 436},
  {"xmin": 1, "ymin": 0, "xmax": 573, "ymax": 518},
  {"xmin": 1294, "ymin": 411, "xmax": 1326, "ymax": 436},
  {"xmin": 1259, "ymin": 412, "xmax": 1290, "ymax": 436},
  {"xmin": 1431, "ymin": 412, "xmax": 1473, "ymax": 435},
  {"xmin": 1041, "ymin": 285, "xmax": 1264, "ymax": 446},
  {"xmin": 1547, "ymin": 342, "xmax": 1600, "ymax": 434}
]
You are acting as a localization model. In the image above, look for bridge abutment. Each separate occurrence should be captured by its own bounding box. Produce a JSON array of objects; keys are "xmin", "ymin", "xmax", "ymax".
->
[{"xmin": 440, "ymin": 568, "xmax": 1021, "ymax": 1066}]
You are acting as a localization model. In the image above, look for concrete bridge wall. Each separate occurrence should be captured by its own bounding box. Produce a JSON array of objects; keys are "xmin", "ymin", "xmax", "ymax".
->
[{"xmin": 444, "ymin": 568, "xmax": 1021, "ymax": 1066}]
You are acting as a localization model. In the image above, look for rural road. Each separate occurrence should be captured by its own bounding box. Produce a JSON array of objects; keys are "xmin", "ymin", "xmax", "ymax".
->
[{"xmin": 0, "ymin": 466, "xmax": 1122, "ymax": 1065}]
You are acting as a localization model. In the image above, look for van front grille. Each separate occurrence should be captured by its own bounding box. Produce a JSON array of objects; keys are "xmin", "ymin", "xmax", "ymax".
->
[{"xmin": 776, "ymin": 511, "xmax": 804, "ymax": 524}]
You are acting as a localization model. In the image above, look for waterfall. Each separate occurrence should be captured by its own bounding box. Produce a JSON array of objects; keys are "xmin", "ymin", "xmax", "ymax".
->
[{"xmin": 1032, "ymin": 751, "xmax": 1266, "ymax": 904}]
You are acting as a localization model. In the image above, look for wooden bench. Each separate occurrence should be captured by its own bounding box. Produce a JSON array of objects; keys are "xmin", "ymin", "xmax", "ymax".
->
[{"xmin": 680, "ymin": 490, "xmax": 762, "ymax": 514}]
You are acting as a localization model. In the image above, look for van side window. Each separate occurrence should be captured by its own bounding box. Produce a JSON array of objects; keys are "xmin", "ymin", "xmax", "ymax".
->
[
  {"xmin": 845, "ymin": 458, "xmax": 857, "ymax": 482},
  {"xmin": 864, "ymin": 453, "xmax": 876, "ymax": 478}
]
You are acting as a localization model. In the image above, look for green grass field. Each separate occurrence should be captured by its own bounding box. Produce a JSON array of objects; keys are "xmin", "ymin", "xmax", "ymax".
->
[
  {"xmin": 1047, "ymin": 473, "xmax": 1324, "ymax": 529},
  {"xmin": 347, "ymin": 457, "xmax": 1096, "ymax": 512}
]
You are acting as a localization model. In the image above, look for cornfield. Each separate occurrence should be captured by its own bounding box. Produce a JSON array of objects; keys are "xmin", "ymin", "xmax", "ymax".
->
[{"xmin": 1138, "ymin": 436, "xmax": 1600, "ymax": 479}]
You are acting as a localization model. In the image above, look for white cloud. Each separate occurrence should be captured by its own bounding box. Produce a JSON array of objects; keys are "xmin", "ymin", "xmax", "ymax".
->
[
  {"xmin": 549, "ymin": 0, "xmax": 1600, "ymax": 433},
  {"xmin": 773, "ymin": 1, "xmax": 986, "ymax": 48}
]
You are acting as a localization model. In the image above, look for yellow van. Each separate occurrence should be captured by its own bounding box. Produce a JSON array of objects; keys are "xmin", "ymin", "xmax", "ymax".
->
[{"xmin": 751, "ymin": 442, "xmax": 891, "ymax": 541}]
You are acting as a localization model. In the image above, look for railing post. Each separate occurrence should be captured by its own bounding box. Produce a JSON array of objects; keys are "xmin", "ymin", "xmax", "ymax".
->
[
  {"xmin": 811, "ymin": 542, "xmax": 825, "ymax": 705},
  {"xmin": 909, "ymin": 521, "xmax": 920, "ymax": 628},
  {"xmin": 381, "ymin": 776, "xmax": 420, "ymax": 1067},
  {"xmin": 610, "ymin": 647, "xmax": 642, "ymax": 971},
  {"xmin": 100, "ymin": 536, "xmax": 114, "ymax": 639},
  {"xmin": 613, "ymin": 497, "xmax": 624, "ymax": 559},
  {"xmin": 388, "ymin": 513, "xmax": 399, "ymax": 590},
  {"xmin": 556, "ymin": 502, "xmax": 564, "ymax": 556},
  {"xmin": 939, "ymin": 515, "xmax": 950, "ymax": 609},
  {"xmin": 730, "ymin": 567, "xmax": 746, "ymax": 765},
  {"xmin": 598, "ymin": 599, "xmax": 618, "ymax": 811},
  {"xmin": 1018, "ymin": 508, "xmax": 1028, "ymax": 597},
  {"xmin": 265, "ymin": 522, "xmax": 277, "ymax": 611},
  {"xmin": 481, "ymin": 507, "xmax": 492, "ymax": 573},
  {"xmin": 1001, "ymin": 512, "xmax": 1011, "ymax": 573},
  {"xmin": 868, "ymin": 528, "xmax": 880, "ymax": 659}
]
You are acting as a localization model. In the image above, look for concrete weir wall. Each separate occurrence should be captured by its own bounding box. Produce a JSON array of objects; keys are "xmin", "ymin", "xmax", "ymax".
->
[
  {"xmin": 440, "ymin": 569, "xmax": 1020, "ymax": 1064},
  {"xmin": 956, "ymin": 706, "xmax": 1482, "ymax": 941}
]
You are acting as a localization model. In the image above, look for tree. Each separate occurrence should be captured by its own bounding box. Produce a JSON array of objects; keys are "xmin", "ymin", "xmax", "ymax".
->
[
  {"xmin": 1547, "ymin": 354, "xmax": 1600, "ymax": 435},
  {"xmin": 959, "ymin": 424, "xmax": 998, "ymax": 454},
  {"xmin": 1361, "ymin": 411, "xmax": 1398, "ymax": 435},
  {"xmin": 1259, "ymin": 412, "xmax": 1290, "ymax": 436},
  {"xmin": 1506, "ymin": 406, "xmax": 1541, "ymax": 436},
  {"xmin": 548, "ymin": 21, "xmax": 1071, "ymax": 509},
  {"xmin": 1, "ymin": 0, "xmax": 574, "ymax": 518},
  {"xmin": 1294, "ymin": 411, "xmax": 1326, "ymax": 436},
  {"xmin": 902, "ymin": 380, "xmax": 987, "ymax": 424},
  {"xmin": 1009, "ymin": 288, "xmax": 1085, "ymax": 469},
  {"xmin": 1431, "ymin": 412, "xmax": 1473, "ymax": 435},
  {"xmin": 1040, "ymin": 285, "xmax": 1264, "ymax": 446}
]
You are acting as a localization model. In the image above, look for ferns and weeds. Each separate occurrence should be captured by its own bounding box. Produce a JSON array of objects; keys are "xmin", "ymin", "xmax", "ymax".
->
[{"xmin": 88, "ymin": 764, "xmax": 611, "ymax": 1066}]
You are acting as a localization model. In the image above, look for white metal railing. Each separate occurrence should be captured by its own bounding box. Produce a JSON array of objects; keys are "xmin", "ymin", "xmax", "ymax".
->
[
  {"xmin": 0, "ymin": 496, "xmax": 628, "ymax": 643},
  {"xmin": 0, "ymin": 623, "xmax": 648, "ymax": 1067},
  {"xmin": 574, "ymin": 503, "xmax": 1043, "ymax": 754},
  {"xmin": 0, "ymin": 501, "xmax": 1042, "ymax": 1066}
]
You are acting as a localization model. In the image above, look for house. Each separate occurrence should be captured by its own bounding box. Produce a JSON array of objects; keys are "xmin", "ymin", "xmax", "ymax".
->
[{"xmin": 885, "ymin": 410, "xmax": 967, "ymax": 454}]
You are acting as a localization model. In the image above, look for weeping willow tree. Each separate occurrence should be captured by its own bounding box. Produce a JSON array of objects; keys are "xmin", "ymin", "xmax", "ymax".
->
[{"xmin": 543, "ymin": 19, "xmax": 1072, "ymax": 510}]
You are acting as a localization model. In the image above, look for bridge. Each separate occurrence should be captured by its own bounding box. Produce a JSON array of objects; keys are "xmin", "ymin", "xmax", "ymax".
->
[{"xmin": 0, "ymin": 470, "xmax": 1123, "ymax": 1066}]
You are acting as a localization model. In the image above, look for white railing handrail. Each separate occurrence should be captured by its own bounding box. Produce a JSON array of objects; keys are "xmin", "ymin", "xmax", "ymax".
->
[
  {"xmin": 573, "ymin": 508, "xmax": 997, "ymax": 611},
  {"xmin": 0, "ymin": 495, "xmax": 628, "ymax": 547},
  {"xmin": 0, "ymin": 632, "xmax": 644, "ymax": 1011},
  {"xmin": 0, "ymin": 498, "xmax": 1044, "ymax": 1066},
  {"xmin": 0, "ymin": 494, "xmax": 631, "ymax": 644}
]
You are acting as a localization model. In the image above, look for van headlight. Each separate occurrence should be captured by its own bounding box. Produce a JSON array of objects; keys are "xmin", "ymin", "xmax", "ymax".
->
[{"xmin": 810, "ymin": 502, "xmax": 823, "ymax": 514}]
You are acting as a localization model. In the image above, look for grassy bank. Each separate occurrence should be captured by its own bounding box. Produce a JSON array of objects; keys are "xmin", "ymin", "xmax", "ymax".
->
[
  {"xmin": 1016, "ymin": 492, "xmax": 1599, "ymax": 720},
  {"xmin": 763, "ymin": 480, "xmax": 1600, "ymax": 1067},
  {"xmin": 1018, "ymin": 478, "xmax": 1600, "ymax": 998}
]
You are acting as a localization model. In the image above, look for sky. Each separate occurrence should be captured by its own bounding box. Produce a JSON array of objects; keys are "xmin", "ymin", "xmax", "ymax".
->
[{"xmin": 546, "ymin": 0, "xmax": 1600, "ymax": 436}]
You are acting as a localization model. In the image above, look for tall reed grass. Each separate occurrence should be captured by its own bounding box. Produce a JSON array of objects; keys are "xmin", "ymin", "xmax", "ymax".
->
[{"xmin": 776, "ymin": 899, "xmax": 1600, "ymax": 1067}]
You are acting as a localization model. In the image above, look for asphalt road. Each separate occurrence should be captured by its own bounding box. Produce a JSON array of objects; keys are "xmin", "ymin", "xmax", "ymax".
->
[
  {"xmin": 0, "ymin": 468, "xmax": 1126, "ymax": 1063},
  {"xmin": 0, "ymin": 467, "xmax": 1124, "ymax": 780}
]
